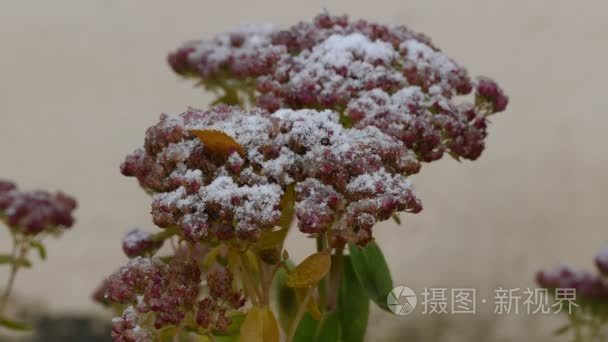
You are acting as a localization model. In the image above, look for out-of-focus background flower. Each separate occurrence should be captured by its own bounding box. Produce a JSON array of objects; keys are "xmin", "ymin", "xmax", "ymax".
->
[{"xmin": 0, "ymin": 1, "xmax": 606, "ymax": 341}]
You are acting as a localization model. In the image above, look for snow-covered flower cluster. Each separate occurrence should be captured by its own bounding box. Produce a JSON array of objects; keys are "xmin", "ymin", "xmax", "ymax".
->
[
  {"xmin": 122, "ymin": 228, "xmax": 164, "ymax": 258},
  {"xmin": 121, "ymin": 105, "xmax": 421, "ymax": 246},
  {"xmin": 0, "ymin": 180, "xmax": 78, "ymax": 332},
  {"xmin": 169, "ymin": 12, "xmax": 507, "ymax": 162},
  {"xmin": 0, "ymin": 180, "xmax": 77, "ymax": 235},
  {"xmin": 105, "ymin": 254, "xmax": 244, "ymax": 339}
]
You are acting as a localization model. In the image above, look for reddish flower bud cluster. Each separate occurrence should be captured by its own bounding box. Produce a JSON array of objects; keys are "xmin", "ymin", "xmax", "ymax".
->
[
  {"xmin": 122, "ymin": 228, "xmax": 164, "ymax": 258},
  {"xmin": 0, "ymin": 180, "xmax": 77, "ymax": 235},
  {"xmin": 537, "ymin": 245, "xmax": 608, "ymax": 300},
  {"xmin": 111, "ymin": 306, "xmax": 152, "ymax": 342},
  {"xmin": 283, "ymin": 108, "xmax": 422, "ymax": 245},
  {"xmin": 169, "ymin": 12, "xmax": 507, "ymax": 162},
  {"xmin": 105, "ymin": 257, "xmax": 201, "ymax": 329},
  {"xmin": 122, "ymin": 106, "xmax": 421, "ymax": 246},
  {"xmin": 168, "ymin": 24, "xmax": 285, "ymax": 80},
  {"xmin": 536, "ymin": 265, "xmax": 608, "ymax": 300},
  {"xmin": 476, "ymin": 77, "xmax": 509, "ymax": 113},
  {"xmin": 346, "ymin": 85, "xmax": 497, "ymax": 161},
  {"xmin": 104, "ymin": 256, "xmax": 244, "ymax": 339},
  {"xmin": 92, "ymin": 278, "xmax": 111, "ymax": 307},
  {"xmin": 196, "ymin": 266, "xmax": 246, "ymax": 331}
]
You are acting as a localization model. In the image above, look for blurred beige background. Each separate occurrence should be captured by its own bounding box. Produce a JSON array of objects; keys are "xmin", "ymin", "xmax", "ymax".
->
[{"xmin": 0, "ymin": 0, "xmax": 606, "ymax": 341}]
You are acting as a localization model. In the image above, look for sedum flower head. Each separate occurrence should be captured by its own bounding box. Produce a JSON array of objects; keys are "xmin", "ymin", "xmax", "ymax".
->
[
  {"xmin": 537, "ymin": 244, "xmax": 608, "ymax": 300},
  {"xmin": 169, "ymin": 12, "xmax": 508, "ymax": 162},
  {"xmin": 0, "ymin": 180, "xmax": 77, "ymax": 235},
  {"xmin": 122, "ymin": 228, "xmax": 164, "ymax": 258},
  {"xmin": 121, "ymin": 105, "xmax": 421, "ymax": 246},
  {"xmin": 105, "ymin": 256, "xmax": 202, "ymax": 329},
  {"xmin": 104, "ymin": 253, "xmax": 244, "ymax": 339}
]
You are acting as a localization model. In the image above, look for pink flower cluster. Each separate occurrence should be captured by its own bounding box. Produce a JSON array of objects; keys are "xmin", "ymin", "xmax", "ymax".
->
[
  {"xmin": 111, "ymin": 306, "xmax": 153, "ymax": 342},
  {"xmin": 0, "ymin": 180, "xmax": 77, "ymax": 235},
  {"xmin": 104, "ymin": 256, "xmax": 244, "ymax": 339},
  {"xmin": 121, "ymin": 106, "xmax": 421, "ymax": 246},
  {"xmin": 105, "ymin": 257, "xmax": 202, "ymax": 329},
  {"xmin": 168, "ymin": 12, "xmax": 507, "ymax": 162},
  {"xmin": 346, "ymin": 82, "xmax": 503, "ymax": 161},
  {"xmin": 122, "ymin": 228, "xmax": 164, "ymax": 258},
  {"xmin": 536, "ymin": 245, "xmax": 608, "ymax": 300},
  {"xmin": 196, "ymin": 265, "xmax": 246, "ymax": 331}
]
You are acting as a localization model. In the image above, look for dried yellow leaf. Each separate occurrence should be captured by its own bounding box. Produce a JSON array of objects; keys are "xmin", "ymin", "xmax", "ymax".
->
[
  {"xmin": 286, "ymin": 251, "xmax": 331, "ymax": 288},
  {"xmin": 239, "ymin": 306, "xmax": 279, "ymax": 342},
  {"xmin": 255, "ymin": 228, "xmax": 288, "ymax": 251},
  {"xmin": 191, "ymin": 129, "xmax": 245, "ymax": 157}
]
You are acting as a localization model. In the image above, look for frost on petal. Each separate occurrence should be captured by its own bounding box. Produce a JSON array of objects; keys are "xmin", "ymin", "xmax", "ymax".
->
[
  {"xmin": 168, "ymin": 12, "xmax": 507, "ymax": 164},
  {"xmin": 106, "ymin": 257, "xmax": 201, "ymax": 329},
  {"xmin": 169, "ymin": 24, "xmax": 286, "ymax": 79},
  {"xmin": 125, "ymin": 106, "xmax": 422, "ymax": 246},
  {"xmin": 295, "ymin": 179, "xmax": 344, "ymax": 234},
  {"xmin": 347, "ymin": 87, "xmax": 490, "ymax": 161}
]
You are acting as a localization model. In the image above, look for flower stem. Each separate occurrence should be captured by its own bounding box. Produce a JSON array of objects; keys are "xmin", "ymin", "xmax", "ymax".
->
[
  {"xmin": 286, "ymin": 287, "xmax": 313, "ymax": 342},
  {"xmin": 316, "ymin": 234, "xmax": 329, "ymax": 309},
  {"xmin": 0, "ymin": 234, "xmax": 26, "ymax": 315},
  {"xmin": 326, "ymin": 246, "xmax": 344, "ymax": 311},
  {"xmin": 238, "ymin": 252, "xmax": 262, "ymax": 306}
]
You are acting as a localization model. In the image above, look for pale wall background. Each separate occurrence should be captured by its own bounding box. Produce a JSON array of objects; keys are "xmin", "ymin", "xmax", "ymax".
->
[{"xmin": 0, "ymin": 1, "xmax": 606, "ymax": 341}]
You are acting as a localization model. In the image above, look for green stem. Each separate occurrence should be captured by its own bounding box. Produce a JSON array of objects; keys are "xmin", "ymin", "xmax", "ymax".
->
[
  {"xmin": 238, "ymin": 252, "xmax": 262, "ymax": 306},
  {"xmin": 286, "ymin": 287, "xmax": 313, "ymax": 342},
  {"xmin": 0, "ymin": 234, "xmax": 26, "ymax": 315},
  {"xmin": 316, "ymin": 234, "xmax": 329, "ymax": 309},
  {"xmin": 326, "ymin": 246, "xmax": 344, "ymax": 311}
]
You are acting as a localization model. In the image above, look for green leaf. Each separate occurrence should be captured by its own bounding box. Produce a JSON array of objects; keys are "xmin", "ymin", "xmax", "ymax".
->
[
  {"xmin": 16, "ymin": 258, "xmax": 32, "ymax": 268},
  {"xmin": 0, "ymin": 254, "xmax": 32, "ymax": 268},
  {"xmin": 316, "ymin": 311, "xmax": 341, "ymax": 342},
  {"xmin": 0, "ymin": 316, "xmax": 31, "ymax": 331},
  {"xmin": 30, "ymin": 240, "xmax": 47, "ymax": 260},
  {"xmin": 216, "ymin": 335, "xmax": 239, "ymax": 342},
  {"xmin": 292, "ymin": 313, "xmax": 319, "ymax": 342},
  {"xmin": 0, "ymin": 254, "xmax": 13, "ymax": 264},
  {"xmin": 348, "ymin": 241, "xmax": 393, "ymax": 312},
  {"xmin": 273, "ymin": 261, "xmax": 296, "ymax": 333},
  {"xmin": 339, "ymin": 256, "xmax": 369, "ymax": 342},
  {"xmin": 159, "ymin": 326, "xmax": 178, "ymax": 342}
]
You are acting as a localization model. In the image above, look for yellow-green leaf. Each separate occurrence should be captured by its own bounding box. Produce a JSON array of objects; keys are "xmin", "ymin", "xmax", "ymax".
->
[
  {"xmin": 0, "ymin": 316, "xmax": 31, "ymax": 331},
  {"xmin": 191, "ymin": 129, "xmax": 245, "ymax": 157},
  {"xmin": 203, "ymin": 245, "xmax": 224, "ymax": 268},
  {"xmin": 29, "ymin": 240, "xmax": 47, "ymax": 260},
  {"xmin": 239, "ymin": 306, "xmax": 279, "ymax": 342},
  {"xmin": 286, "ymin": 251, "xmax": 331, "ymax": 288},
  {"xmin": 255, "ymin": 228, "xmax": 288, "ymax": 251}
]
